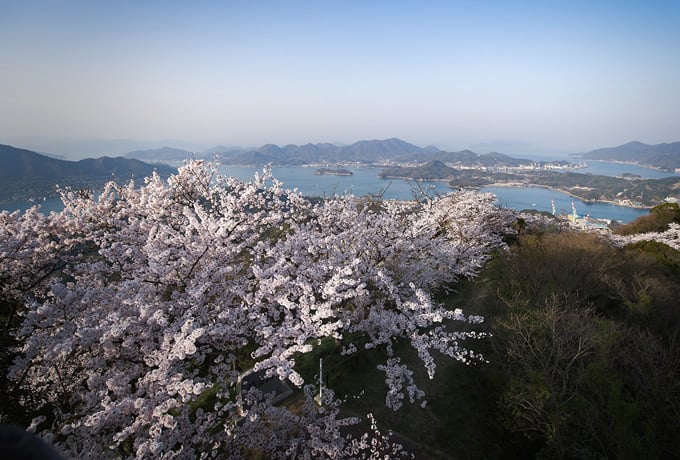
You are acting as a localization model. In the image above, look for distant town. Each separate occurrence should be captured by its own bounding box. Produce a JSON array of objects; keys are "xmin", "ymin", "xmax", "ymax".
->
[{"xmin": 377, "ymin": 160, "xmax": 678, "ymax": 208}]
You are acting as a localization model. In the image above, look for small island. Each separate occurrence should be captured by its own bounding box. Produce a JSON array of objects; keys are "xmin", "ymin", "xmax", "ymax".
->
[{"xmin": 314, "ymin": 168, "xmax": 353, "ymax": 176}]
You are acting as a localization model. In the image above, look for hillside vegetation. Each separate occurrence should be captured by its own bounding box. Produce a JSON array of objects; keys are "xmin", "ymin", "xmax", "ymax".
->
[
  {"xmin": 1, "ymin": 163, "xmax": 679, "ymax": 459},
  {"xmin": 614, "ymin": 202, "xmax": 680, "ymax": 234},
  {"xmin": 295, "ymin": 205, "xmax": 680, "ymax": 458}
]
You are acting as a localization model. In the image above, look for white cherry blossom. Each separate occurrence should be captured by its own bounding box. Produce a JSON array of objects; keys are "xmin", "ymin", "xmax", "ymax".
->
[{"xmin": 3, "ymin": 160, "xmax": 511, "ymax": 458}]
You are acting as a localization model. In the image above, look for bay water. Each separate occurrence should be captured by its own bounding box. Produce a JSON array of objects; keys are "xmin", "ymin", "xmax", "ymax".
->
[
  {"xmin": 216, "ymin": 165, "xmax": 651, "ymax": 223},
  {"xmin": 3, "ymin": 161, "xmax": 677, "ymax": 223}
]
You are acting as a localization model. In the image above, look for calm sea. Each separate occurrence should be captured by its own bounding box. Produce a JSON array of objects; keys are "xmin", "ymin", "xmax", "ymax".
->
[
  {"xmin": 2, "ymin": 161, "xmax": 678, "ymax": 223},
  {"xmin": 215, "ymin": 165, "xmax": 653, "ymax": 223}
]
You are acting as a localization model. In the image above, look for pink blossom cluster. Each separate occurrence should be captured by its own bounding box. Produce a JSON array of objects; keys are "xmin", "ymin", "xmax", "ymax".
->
[
  {"xmin": 2, "ymin": 160, "xmax": 511, "ymax": 458},
  {"xmin": 610, "ymin": 222, "xmax": 680, "ymax": 251}
]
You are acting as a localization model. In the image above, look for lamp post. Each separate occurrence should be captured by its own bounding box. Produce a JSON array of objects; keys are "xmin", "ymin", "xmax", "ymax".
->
[{"xmin": 314, "ymin": 357, "xmax": 323, "ymax": 405}]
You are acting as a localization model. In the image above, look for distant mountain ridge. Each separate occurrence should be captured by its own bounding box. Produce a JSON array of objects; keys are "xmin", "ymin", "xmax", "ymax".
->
[
  {"xmin": 124, "ymin": 138, "xmax": 433, "ymax": 165},
  {"xmin": 122, "ymin": 138, "xmax": 575, "ymax": 168},
  {"xmin": 214, "ymin": 138, "xmax": 430, "ymax": 165},
  {"xmin": 14, "ymin": 137, "xmax": 616, "ymax": 171},
  {"xmin": 576, "ymin": 141, "xmax": 680, "ymax": 170},
  {"xmin": 0, "ymin": 144, "xmax": 176, "ymax": 182},
  {"xmin": 0, "ymin": 144, "xmax": 177, "ymax": 204}
]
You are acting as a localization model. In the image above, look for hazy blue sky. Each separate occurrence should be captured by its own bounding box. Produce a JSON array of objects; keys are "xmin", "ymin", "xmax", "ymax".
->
[{"xmin": 1, "ymin": 0, "xmax": 679, "ymax": 155}]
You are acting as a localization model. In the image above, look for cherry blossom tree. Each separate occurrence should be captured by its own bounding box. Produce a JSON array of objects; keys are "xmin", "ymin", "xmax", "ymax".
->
[
  {"xmin": 3, "ymin": 161, "xmax": 512, "ymax": 458},
  {"xmin": 610, "ymin": 222, "xmax": 680, "ymax": 251},
  {"xmin": 0, "ymin": 205, "xmax": 80, "ymax": 326}
]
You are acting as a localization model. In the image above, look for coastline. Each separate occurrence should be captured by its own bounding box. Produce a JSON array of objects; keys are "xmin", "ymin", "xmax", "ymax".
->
[
  {"xmin": 573, "ymin": 158, "xmax": 679, "ymax": 174},
  {"xmin": 376, "ymin": 177, "xmax": 651, "ymax": 210},
  {"xmin": 376, "ymin": 175, "xmax": 655, "ymax": 210},
  {"xmin": 377, "ymin": 175, "xmax": 452, "ymax": 182},
  {"xmin": 484, "ymin": 182, "xmax": 652, "ymax": 209}
]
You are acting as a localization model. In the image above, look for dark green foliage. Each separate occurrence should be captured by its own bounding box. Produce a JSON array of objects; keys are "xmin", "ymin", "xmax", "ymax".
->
[
  {"xmin": 510, "ymin": 217, "xmax": 526, "ymax": 239},
  {"xmin": 490, "ymin": 230, "xmax": 680, "ymax": 459},
  {"xmin": 615, "ymin": 202, "xmax": 680, "ymax": 235},
  {"xmin": 233, "ymin": 341, "xmax": 259, "ymax": 372},
  {"xmin": 0, "ymin": 294, "xmax": 28, "ymax": 425},
  {"xmin": 285, "ymin": 228, "xmax": 680, "ymax": 459},
  {"xmin": 650, "ymin": 201, "xmax": 680, "ymax": 219},
  {"xmin": 626, "ymin": 239, "xmax": 680, "ymax": 273},
  {"xmin": 496, "ymin": 232, "xmax": 624, "ymax": 315}
]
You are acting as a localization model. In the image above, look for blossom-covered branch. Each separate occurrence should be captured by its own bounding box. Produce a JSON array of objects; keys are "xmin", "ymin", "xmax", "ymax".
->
[{"xmin": 3, "ymin": 160, "xmax": 511, "ymax": 458}]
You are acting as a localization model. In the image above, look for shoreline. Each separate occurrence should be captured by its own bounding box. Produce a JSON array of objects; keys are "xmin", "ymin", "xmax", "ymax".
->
[
  {"xmin": 483, "ymin": 182, "xmax": 652, "ymax": 209},
  {"xmin": 375, "ymin": 175, "xmax": 655, "ymax": 210},
  {"xmin": 377, "ymin": 175, "xmax": 451, "ymax": 182},
  {"xmin": 573, "ymin": 158, "xmax": 679, "ymax": 174}
]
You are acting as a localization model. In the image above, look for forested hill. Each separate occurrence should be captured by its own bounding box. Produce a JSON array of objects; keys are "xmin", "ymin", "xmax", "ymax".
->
[
  {"xmin": 379, "ymin": 160, "xmax": 457, "ymax": 180},
  {"xmin": 575, "ymin": 141, "xmax": 680, "ymax": 170},
  {"xmin": 0, "ymin": 144, "xmax": 176, "ymax": 182},
  {"xmin": 213, "ymin": 138, "xmax": 434, "ymax": 165}
]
